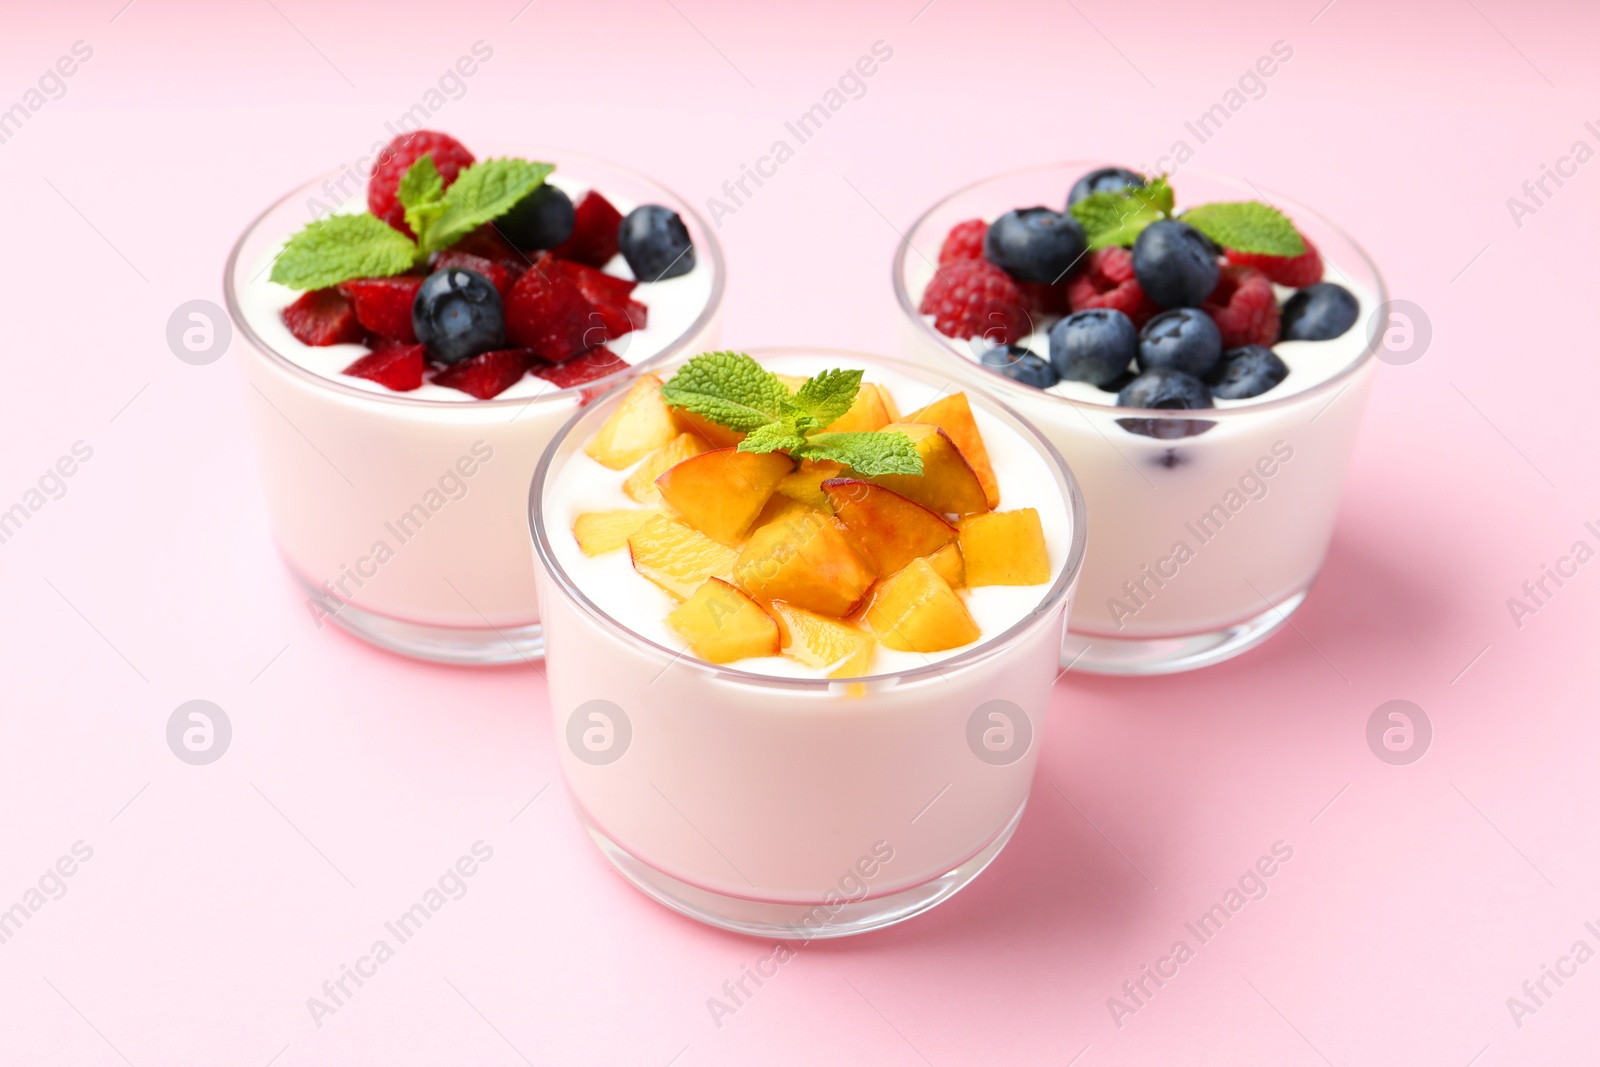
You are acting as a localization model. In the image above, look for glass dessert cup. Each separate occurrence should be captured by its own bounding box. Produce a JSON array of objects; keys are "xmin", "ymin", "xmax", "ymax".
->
[
  {"xmin": 893, "ymin": 163, "xmax": 1385, "ymax": 676},
  {"xmin": 530, "ymin": 348, "xmax": 1087, "ymax": 937},
  {"xmin": 225, "ymin": 149, "xmax": 723, "ymax": 665}
]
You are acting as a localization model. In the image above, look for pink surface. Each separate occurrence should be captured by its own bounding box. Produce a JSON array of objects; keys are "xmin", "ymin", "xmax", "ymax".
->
[{"xmin": 2, "ymin": 0, "xmax": 1597, "ymax": 1063}]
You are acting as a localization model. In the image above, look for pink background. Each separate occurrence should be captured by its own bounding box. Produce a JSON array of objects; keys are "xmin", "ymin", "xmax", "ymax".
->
[{"xmin": 3, "ymin": 0, "xmax": 1597, "ymax": 1063}]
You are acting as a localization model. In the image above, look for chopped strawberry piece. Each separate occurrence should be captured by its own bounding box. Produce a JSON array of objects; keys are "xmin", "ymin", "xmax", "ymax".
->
[
  {"xmin": 430, "ymin": 348, "xmax": 531, "ymax": 399},
  {"xmin": 536, "ymin": 256, "xmax": 647, "ymax": 345},
  {"xmin": 531, "ymin": 346, "xmax": 629, "ymax": 392},
  {"xmin": 445, "ymin": 226, "xmax": 531, "ymax": 279},
  {"xmin": 431, "ymin": 250, "xmax": 514, "ymax": 297},
  {"xmin": 342, "ymin": 344, "xmax": 425, "ymax": 392},
  {"xmin": 559, "ymin": 258, "xmax": 638, "ymax": 306},
  {"xmin": 504, "ymin": 264, "xmax": 597, "ymax": 363},
  {"xmin": 282, "ymin": 288, "xmax": 364, "ymax": 347},
  {"xmin": 338, "ymin": 276, "xmax": 423, "ymax": 343},
  {"xmin": 367, "ymin": 131, "xmax": 474, "ymax": 237},
  {"xmin": 550, "ymin": 191, "xmax": 623, "ymax": 267},
  {"xmin": 1016, "ymin": 280, "xmax": 1070, "ymax": 316}
]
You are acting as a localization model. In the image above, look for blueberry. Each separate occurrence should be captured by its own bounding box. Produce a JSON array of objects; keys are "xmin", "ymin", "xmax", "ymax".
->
[
  {"xmin": 618, "ymin": 204, "xmax": 696, "ymax": 281},
  {"xmin": 1049, "ymin": 308, "xmax": 1137, "ymax": 386},
  {"xmin": 1132, "ymin": 220, "xmax": 1220, "ymax": 308},
  {"xmin": 1115, "ymin": 368, "xmax": 1216, "ymax": 439},
  {"xmin": 979, "ymin": 344, "xmax": 1058, "ymax": 389},
  {"xmin": 1280, "ymin": 282, "xmax": 1358, "ymax": 341},
  {"xmin": 1138, "ymin": 308, "xmax": 1223, "ymax": 377},
  {"xmin": 983, "ymin": 207, "xmax": 1087, "ymax": 284},
  {"xmin": 1208, "ymin": 345, "xmax": 1289, "ymax": 400},
  {"xmin": 498, "ymin": 184, "xmax": 576, "ymax": 253},
  {"xmin": 412, "ymin": 268, "xmax": 505, "ymax": 364},
  {"xmin": 1067, "ymin": 167, "xmax": 1146, "ymax": 206}
]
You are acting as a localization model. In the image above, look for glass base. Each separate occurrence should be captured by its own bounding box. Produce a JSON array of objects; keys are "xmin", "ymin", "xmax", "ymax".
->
[
  {"xmin": 294, "ymin": 573, "xmax": 543, "ymax": 666},
  {"xmin": 1062, "ymin": 586, "xmax": 1308, "ymax": 676},
  {"xmin": 580, "ymin": 801, "xmax": 1027, "ymax": 939}
]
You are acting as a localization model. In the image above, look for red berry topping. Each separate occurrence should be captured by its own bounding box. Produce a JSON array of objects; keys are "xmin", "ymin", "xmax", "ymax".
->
[
  {"xmin": 504, "ymin": 263, "xmax": 596, "ymax": 363},
  {"xmin": 538, "ymin": 256, "xmax": 647, "ymax": 344},
  {"xmin": 1016, "ymin": 280, "xmax": 1070, "ymax": 317},
  {"xmin": 282, "ymin": 288, "xmax": 364, "ymax": 347},
  {"xmin": 367, "ymin": 131, "xmax": 475, "ymax": 237},
  {"xmin": 431, "ymin": 348, "xmax": 531, "ymax": 400},
  {"xmin": 550, "ymin": 191, "xmax": 623, "ymax": 268},
  {"xmin": 1202, "ymin": 265, "xmax": 1280, "ymax": 348},
  {"xmin": 431, "ymin": 250, "xmax": 514, "ymax": 297},
  {"xmin": 445, "ymin": 226, "xmax": 530, "ymax": 279},
  {"xmin": 918, "ymin": 258, "xmax": 1031, "ymax": 345},
  {"xmin": 938, "ymin": 219, "xmax": 988, "ymax": 264},
  {"xmin": 337, "ymin": 276, "xmax": 423, "ymax": 343},
  {"xmin": 1066, "ymin": 247, "xmax": 1160, "ymax": 328},
  {"xmin": 531, "ymin": 346, "xmax": 629, "ymax": 393},
  {"xmin": 1226, "ymin": 234, "xmax": 1323, "ymax": 288},
  {"xmin": 342, "ymin": 343, "xmax": 424, "ymax": 392}
]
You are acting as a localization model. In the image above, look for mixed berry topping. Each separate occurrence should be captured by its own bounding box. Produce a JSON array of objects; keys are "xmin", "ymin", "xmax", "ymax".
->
[
  {"xmin": 270, "ymin": 131, "xmax": 698, "ymax": 399},
  {"xmin": 926, "ymin": 166, "xmax": 1361, "ymax": 425}
]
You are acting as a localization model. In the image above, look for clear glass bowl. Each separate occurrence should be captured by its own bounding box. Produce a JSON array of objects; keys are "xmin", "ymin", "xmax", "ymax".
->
[
  {"xmin": 529, "ymin": 348, "xmax": 1087, "ymax": 937},
  {"xmin": 893, "ymin": 163, "xmax": 1385, "ymax": 675},
  {"xmin": 224, "ymin": 148, "xmax": 723, "ymax": 665}
]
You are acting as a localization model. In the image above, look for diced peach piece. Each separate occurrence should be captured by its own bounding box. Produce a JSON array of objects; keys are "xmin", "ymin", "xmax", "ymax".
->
[
  {"xmin": 909, "ymin": 392, "xmax": 1000, "ymax": 509},
  {"xmin": 924, "ymin": 542, "xmax": 965, "ymax": 588},
  {"xmin": 655, "ymin": 448, "xmax": 794, "ymax": 544},
  {"xmin": 862, "ymin": 423, "xmax": 990, "ymax": 517},
  {"xmin": 753, "ymin": 492, "xmax": 814, "ymax": 530},
  {"xmin": 822, "ymin": 478, "xmax": 957, "ymax": 575},
  {"xmin": 775, "ymin": 460, "xmax": 844, "ymax": 511},
  {"xmin": 958, "ymin": 508, "xmax": 1051, "ymax": 586},
  {"xmin": 825, "ymin": 384, "xmax": 891, "ymax": 433},
  {"xmin": 667, "ymin": 579, "xmax": 780, "ymax": 663},
  {"xmin": 624, "ymin": 433, "xmax": 707, "ymax": 504},
  {"xmin": 774, "ymin": 373, "xmax": 808, "ymax": 393},
  {"xmin": 864, "ymin": 557, "xmax": 981, "ymax": 653},
  {"xmin": 734, "ymin": 508, "xmax": 876, "ymax": 617},
  {"xmin": 874, "ymin": 383, "xmax": 902, "ymax": 423},
  {"xmin": 769, "ymin": 601, "xmax": 876, "ymax": 677},
  {"xmin": 627, "ymin": 515, "xmax": 738, "ymax": 599},
  {"xmin": 674, "ymin": 408, "xmax": 746, "ymax": 449},
  {"xmin": 573, "ymin": 508, "xmax": 666, "ymax": 556},
  {"xmin": 585, "ymin": 374, "xmax": 677, "ymax": 469}
]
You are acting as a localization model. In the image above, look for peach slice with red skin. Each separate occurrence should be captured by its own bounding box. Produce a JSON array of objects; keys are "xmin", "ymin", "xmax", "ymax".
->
[
  {"xmin": 627, "ymin": 515, "xmax": 738, "ymax": 599},
  {"xmin": 822, "ymin": 479, "xmax": 957, "ymax": 576},
  {"xmin": 667, "ymin": 579, "xmax": 781, "ymax": 663},
  {"xmin": 734, "ymin": 507, "xmax": 876, "ymax": 618},
  {"xmin": 861, "ymin": 422, "xmax": 990, "ymax": 517},
  {"xmin": 865, "ymin": 557, "xmax": 981, "ymax": 653},
  {"xmin": 908, "ymin": 392, "xmax": 1001, "ymax": 509},
  {"xmin": 824, "ymin": 384, "xmax": 892, "ymax": 433},
  {"xmin": 655, "ymin": 448, "xmax": 794, "ymax": 544},
  {"xmin": 584, "ymin": 374, "xmax": 678, "ymax": 469},
  {"xmin": 624, "ymin": 433, "xmax": 707, "ymax": 504}
]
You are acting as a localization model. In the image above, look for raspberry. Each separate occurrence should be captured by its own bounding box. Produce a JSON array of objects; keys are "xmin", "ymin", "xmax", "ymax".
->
[
  {"xmin": 431, "ymin": 348, "xmax": 531, "ymax": 399},
  {"xmin": 1066, "ymin": 247, "xmax": 1159, "ymax": 328},
  {"xmin": 342, "ymin": 344, "xmax": 424, "ymax": 392},
  {"xmin": 551, "ymin": 191, "xmax": 624, "ymax": 267},
  {"xmin": 918, "ymin": 258, "xmax": 1030, "ymax": 345},
  {"xmin": 367, "ymin": 131, "xmax": 475, "ymax": 237},
  {"xmin": 938, "ymin": 219, "xmax": 988, "ymax": 264},
  {"xmin": 1226, "ymin": 234, "xmax": 1323, "ymax": 288},
  {"xmin": 337, "ymin": 276, "xmax": 423, "ymax": 343},
  {"xmin": 281, "ymin": 288, "xmax": 364, "ymax": 347},
  {"xmin": 430, "ymin": 250, "xmax": 514, "ymax": 297},
  {"xmin": 504, "ymin": 263, "xmax": 596, "ymax": 363},
  {"xmin": 532, "ymin": 346, "xmax": 629, "ymax": 396},
  {"xmin": 1201, "ymin": 265, "xmax": 1280, "ymax": 348}
]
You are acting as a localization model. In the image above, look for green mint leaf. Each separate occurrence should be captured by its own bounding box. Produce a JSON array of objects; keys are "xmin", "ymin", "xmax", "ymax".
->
[
  {"xmin": 1069, "ymin": 176, "xmax": 1174, "ymax": 250},
  {"xmin": 660, "ymin": 351, "xmax": 794, "ymax": 433},
  {"xmin": 423, "ymin": 158, "xmax": 555, "ymax": 254},
  {"xmin": 801, "ymin": 431, "xmax": 924, "ymax": 477},
  {"xmin": 398, "ymin": 155, "xmax": 444, "ymax": 211},
  {"xmin": 269, "ymin": 214, "xmax": 419, "ymax": 291},
  {"xmin": 789, "ymin": 368, "xmax": 862, "ymax": 432},
  {"xmin": 1180, "ymin": 201, "xmax": 1305, "ymax": 256},
  {"xmin": 738, "ymin": 421, "xmax": 808, "ymax": 455}
]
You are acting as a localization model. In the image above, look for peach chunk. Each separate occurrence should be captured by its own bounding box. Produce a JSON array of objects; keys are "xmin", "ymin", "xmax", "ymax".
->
[
  {"xmin": 573, "ymin": 508, "xmax": 666, "ymax": 556},
  {"xmin": 774, "ymin": 373, "xmax": 808, "ymax": 393},
  {"xmin": 655, "ymin": 448, "xmax": 794, "ymax": 544},
  {"xmin": 627, "ymin": 515, "xmax": 738, "ymax": 599},
  {"xmin": 824, "ymin": 384, "xmax": 891, "ymax": 433},
  {"xmin": 958, "ymin": 508, "xmax": 1051, "ymax": 586},
  {"xmin": 775, "ymin": 460, "xmax": 844, "ymax": 511},
  {"xmin": 822, "ymin": 478, "xmax": 957, "ymax": 575},
  {"xmin": 673, "ymin": 408, "xmax": 746, "ymax": 449},
  {"xmin": 667, "ymin": 579, "xmax": 781, "ymax": 664},
  {"xmin": 873, "ymin": 383, "xmax": 902, "ymax": 423},
  {"xmin": 864, "ymin": 557, "xmax": 981, "ymax": 653},
  {"xmin": 862, "ymin": 423, "xmax": 990, "ymax": 517},
  {"xmin": 924, "ymin": 542, "xmax": 965, "ymax": 588},
  {"xmin": 585, "ymin": 374, "xmax": 677, "ymax": 469},
  {"xmin": 624, "ymin": 433, "xmax": 707, "ymax": 504},
  {"xmin": 909, "ymin": 392, "xmax": 1000, "ymax": 509},
  {"xmin": 769, "ymin": 601, "xmax": 876, "ymax": 678},
  {"xmin": 734, "ymin": 508, "xmax": 876, "ymax": 618}
]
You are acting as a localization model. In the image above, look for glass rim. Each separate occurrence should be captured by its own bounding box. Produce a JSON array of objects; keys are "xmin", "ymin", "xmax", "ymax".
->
[
  {"xmin": 222, "ymin": 145, "xmax": 726, "ymax": 411},
  {"xmin": 528, "ymin": 346, "xmax": 1089, "ymax": 692},
  {"xmin": 891, "ymin": 160, "xmax": 1389, "ymax": 420}
]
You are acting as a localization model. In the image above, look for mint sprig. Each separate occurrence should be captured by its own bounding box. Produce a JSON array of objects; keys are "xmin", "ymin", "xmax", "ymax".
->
[
  {"xmin": 415, "ymin": 157, "xmax": 553, "ymax": 255},
  {"xmin": 660, "ymin": 352, "xmax": 923, "ymax": 477},
  {"xmin": 1069, "ymin": 176, "xmax": 1173, "ymax": 249},
  {"xmin": 268, "ymin": 214, "xmax": 419, "ymax": 291},
  {"xmin": 1179, "ymin": 201, "xmax": 1305, "ymax": 256}
]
